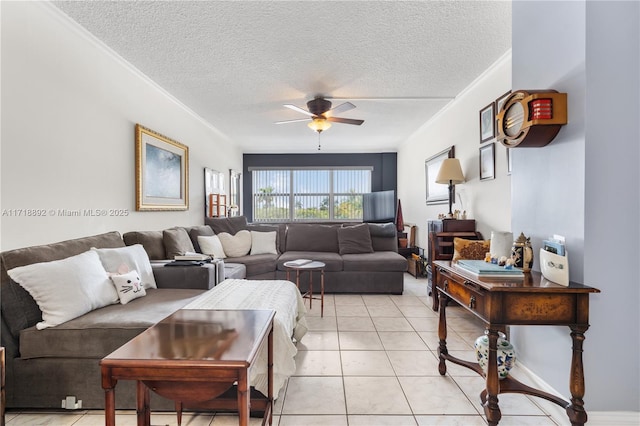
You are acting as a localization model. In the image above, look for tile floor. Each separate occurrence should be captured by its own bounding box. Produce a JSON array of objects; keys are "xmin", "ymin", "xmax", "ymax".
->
[{"xmin": 6, "ymin": 274, "xmax": 564, "ymax": 426}]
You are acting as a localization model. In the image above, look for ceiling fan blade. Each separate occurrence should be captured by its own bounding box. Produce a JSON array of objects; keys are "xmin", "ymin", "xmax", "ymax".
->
[
  {"xmin": 274, "ymin": 118, "xmax": 311, "ymax": 124},
  {"xmin": 326, "ymin": 102, "xmax": 356, "ymax": 116},
  {"xmin": 283, "ymin": 104, "xmax": 315, "ymax": 117},
  {"xmin": 327, "ymin": 116, "xmax": 364, "ymax": 125}
]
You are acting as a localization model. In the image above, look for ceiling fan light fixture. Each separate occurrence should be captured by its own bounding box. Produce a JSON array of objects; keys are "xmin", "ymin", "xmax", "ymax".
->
[{"xmin": 308, "ymin": 117, "xmax": 331, "ymax": 133}]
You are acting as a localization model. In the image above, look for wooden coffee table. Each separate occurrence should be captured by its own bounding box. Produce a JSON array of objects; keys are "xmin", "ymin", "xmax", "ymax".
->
[{"xmin": 101, "ymin": 309, "xmax": 275, "ymax": 426}]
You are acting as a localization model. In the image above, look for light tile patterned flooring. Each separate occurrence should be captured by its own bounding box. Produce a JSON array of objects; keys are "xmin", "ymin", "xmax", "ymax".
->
[{"xmin": 6, "ymin": 275, "xmax": 562, "ymax": 426}]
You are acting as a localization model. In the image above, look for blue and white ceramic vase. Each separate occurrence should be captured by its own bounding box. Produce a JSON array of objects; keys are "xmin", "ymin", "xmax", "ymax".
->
[{"xmin": 474, "ymin": 330, "xmax": 516, "ymax": 379}]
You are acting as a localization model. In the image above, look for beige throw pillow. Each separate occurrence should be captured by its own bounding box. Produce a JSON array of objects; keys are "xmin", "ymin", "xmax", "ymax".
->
[
  {"xmin": 452, "ymin": 238, "xmax": 491, "ymax": 262},
  {"xmin": 198, "ymin": 235, "xmax": 227, "ymax": 259},
  {"xmin": 217, "ymin": 230, "xmax": 251, "ymax": 257},
  {"xmin": 250, "ymin": 231, "xmax": 277, "ymax": 255}
]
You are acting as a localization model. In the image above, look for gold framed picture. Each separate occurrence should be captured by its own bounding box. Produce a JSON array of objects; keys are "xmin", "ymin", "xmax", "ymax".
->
[{"xmin": 135, "ymin": 124, "xmax": 189, "ymax": 211}]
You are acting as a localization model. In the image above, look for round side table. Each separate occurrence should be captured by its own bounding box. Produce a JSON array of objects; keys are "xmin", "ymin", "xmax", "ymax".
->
[{"xmin": 284, "ymin": 260, "xmax": 325, "ymax": 317}]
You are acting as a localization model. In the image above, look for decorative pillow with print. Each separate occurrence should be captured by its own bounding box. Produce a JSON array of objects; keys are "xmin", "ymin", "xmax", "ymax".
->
[
  {"xmin": 110, "ymin": 270, "xmax": 146, "ymax": 304},
  {"xmin": 452, "ymin": 237, "xmax": 491, "ymax": 262}
]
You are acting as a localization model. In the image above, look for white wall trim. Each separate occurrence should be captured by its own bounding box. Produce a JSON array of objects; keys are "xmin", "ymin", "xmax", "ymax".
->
[
  {"xmin": 512, "ymin": 363, "xmax": 639, "ymax": 425},
  {"xmin": 37, "ymin": 2, "xmax": 231, "ymax": 142},
  {"xmin": 402, "ymin": 48, "xmax": 512, "ymax": 145}
]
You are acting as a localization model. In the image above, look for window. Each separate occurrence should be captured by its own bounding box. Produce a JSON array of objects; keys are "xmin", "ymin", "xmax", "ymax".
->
[{"xmin": 251, "ymin": 167, "xmax": 372, "ymax": 222}]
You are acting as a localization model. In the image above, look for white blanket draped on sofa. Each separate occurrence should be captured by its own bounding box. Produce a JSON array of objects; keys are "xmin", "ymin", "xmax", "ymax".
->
[{"xmin": 182, "ymin": 279, "xmax": 308, "ymax": 398}]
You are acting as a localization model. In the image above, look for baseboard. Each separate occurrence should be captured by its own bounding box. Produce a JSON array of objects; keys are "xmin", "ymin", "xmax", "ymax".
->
[
  {"xmin": 588, "ymin": 411, "xmax": 640, "ymax": 425},
  {"xmin": 511, "ymin": 364, "xmax": 640, "ymax": 425}
]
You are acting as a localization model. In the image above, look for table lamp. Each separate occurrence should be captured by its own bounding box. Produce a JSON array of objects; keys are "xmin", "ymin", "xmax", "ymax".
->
[{"xmin": 435, "ymin": 158, "xmax": 465, "ymax": 218}]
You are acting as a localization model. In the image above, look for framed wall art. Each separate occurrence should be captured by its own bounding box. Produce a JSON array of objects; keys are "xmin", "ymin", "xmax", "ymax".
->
[
  {"xmin": 135, "ymin": 124, "xmax": 189, "ymax": 211},
  {"xmin": 425, "ymin": 146, "xmax": 455, "ymax": 205},
  {"xmin": 479, "ymin": 102, "xmax": 495, "ymax": 143},
  {"xmin": 479, "ymin": 142, "xmax": 495, "ymax": 181},
  {"xmin": 496, "ymin": 90, "xmax": 511, "ymax": 114}
]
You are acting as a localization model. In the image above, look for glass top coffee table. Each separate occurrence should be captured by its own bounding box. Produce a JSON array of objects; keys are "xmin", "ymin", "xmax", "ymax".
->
[
  {"xmin": 284, "ymin": 260, "xmax": 325, "ymax": 317},
  {"xmin": 100, "ymin": 309, "xmax": 275, "ymax": 426}
]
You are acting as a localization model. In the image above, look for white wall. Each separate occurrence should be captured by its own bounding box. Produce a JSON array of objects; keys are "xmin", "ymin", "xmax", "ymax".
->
[
  {"xmin": 584, "ymin": 0, "xmax": 639, "ymax": 413},
  {"xmin": 397, "ymin": 53, "xmax": 512, "ymax": 247},
  {"xmin": 512, "ymin": 0, "xmax": 639, "ymax": 412},
  {"xmin": 1, "ymin": 2, "xmax": 243, "ymax": 251}
]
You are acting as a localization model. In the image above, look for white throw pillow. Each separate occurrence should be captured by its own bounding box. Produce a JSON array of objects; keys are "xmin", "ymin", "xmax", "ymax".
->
[
  {"xmin": 92, "ymin": 245, "xmax": 157, "ymax": 289},
  {"xmin": 217, "ymin": 230, "xmax": 251, "ymax": 257},
  {"xmin": 7, "ymin": 250, "xmax": 119, "ymax": 330},
  {"xmin": 250, "ymin": 231, "xmax": 277, "ymax": 255},
  {"xmin": 198, "ymin": 235, "xmax": 227, "ymax": 259},
  {"xmin": 490, "ymin": 231, "xmax": 514, "ymax": 259},
  {"xmin": 110, "ymin": 270, "xmax": 146, "ymax": 305}
]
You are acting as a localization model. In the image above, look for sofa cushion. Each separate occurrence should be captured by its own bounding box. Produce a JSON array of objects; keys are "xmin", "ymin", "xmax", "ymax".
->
[
  {"xmin": 337, "ymin": 223, "xmax": 374, "ymax": 255},
  {"xmin": 367, "ymin": 222, "xmax": 399, "ymax": 252},
  {"xmin": 163, "ymin": 228, "xmax": 196, "ymax": 258},
  {"xmin": 277, "ymin": 251, "xmax": 343, "ymax": 272},
  {"xmin": 250, "ymin": 231, "xmax": 278, "ymax": 255},
  {"xmin": 197, "ymin": 235, "xmax": 226, "ymax": 259},
  {"xmin": 285, "ymin": 224, "xmax": 340, "ymax": 252},
  {"xmin": 342, "ymin": 251, "xmax": 408, "ymax": 272},
  {"xmin": 122, "ymin": 231, "xmax": 165, "ymax": 260},
  {"xmin": 218, "ymin": 230, "xmax": 252, "ymax": 257},
  {"xmin": 221, "ymin": 253, "xmax": 278, "ymax": 277},
  {"xmin": 205, "ymin": 216, "xmax": 248, "ymax": 235},
  {"xmin": 0, "ymin": 231, "xmax": 125, "ymax": 338},
  {"xmin": 109, "ymin": 270, "xmax": 146, "ymax": 304},
  {"xmin": 7, "ymin": 250, "xmax": 119, "ymax": 330},
  {"xmin": 246, "ymin": 223, "xmax": 286, "ymax": 253},
  {"xmin": 19, "ymin": 288, "xmax": 205, "ymax": 359},
  {"xmin": 189, "ymin": 225, "xmax": 215, "ymax": 253},
  {"xmin": 92, "ymin": 244, "xmax": 157, "ymax": 289},
  {"xmin": 452, "ymin": 238, "xmax": 491, "ymax": 262}
]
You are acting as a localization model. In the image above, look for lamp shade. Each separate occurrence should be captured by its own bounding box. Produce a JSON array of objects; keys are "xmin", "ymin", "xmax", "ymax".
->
[
  {"xmin": 436, "ymin": 158, "xmax": 465, "ymax": 184},
  {"xmin": 308, "ymin": 118, "xmax": 332, "ymax": 133}
]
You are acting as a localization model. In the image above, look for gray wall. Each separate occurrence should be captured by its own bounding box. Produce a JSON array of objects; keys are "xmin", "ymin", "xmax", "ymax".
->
[
  {"xmin": 512, "ymin": 1, "xmax": 639, "ymax": 411},
  {"xmin": 242, "ymin": 153, "xmax": 397, "ymax": 222}
]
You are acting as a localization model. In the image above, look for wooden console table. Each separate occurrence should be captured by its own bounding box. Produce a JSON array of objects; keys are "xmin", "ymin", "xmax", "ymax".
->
[
  {"xmin": 433, "ymin": 261, "xmax": 600, "ymax": 426},
  {"xmin": 101, "ymin": 309, "xmax": 275, "ymax": 426}
]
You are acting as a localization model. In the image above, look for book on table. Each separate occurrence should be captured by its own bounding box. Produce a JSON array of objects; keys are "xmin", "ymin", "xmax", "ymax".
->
[
  {"xmin": 174, "ymin": 252, "xmax": 212, "ymax": 261},
  {"xmin": 455, "ymin": 260, "xmax": 524, "ymax": 278},
  {"xmin": 285, "ymin": 259, "xmax": 312, "ymax": 267}
]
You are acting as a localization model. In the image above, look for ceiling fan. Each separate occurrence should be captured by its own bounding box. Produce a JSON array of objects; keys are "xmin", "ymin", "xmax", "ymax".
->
[{"xmin": 275, "ymin": 96, "xmax": 364, "ymax": 133}]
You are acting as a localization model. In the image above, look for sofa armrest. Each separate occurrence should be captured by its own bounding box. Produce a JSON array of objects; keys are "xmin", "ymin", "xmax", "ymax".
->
[{"xmin": 151, "ymin": 261, "xmax": 219, "ymax": 290}]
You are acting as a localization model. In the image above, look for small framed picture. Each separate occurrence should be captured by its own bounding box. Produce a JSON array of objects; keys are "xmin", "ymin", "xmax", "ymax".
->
[
  {"xmin": 479, "ymin": 102, "xmax": 495, "ymax": 143},
  {"xmin": 479, "ymin": 143, "xmax": 495, "ymax": 181},
  {"xmin": 495, "ymin": 91, "xmax": 511, "ymax": 115},
  {"xmin": 506, "ymin": 148, "xmax": 512, "ymax": 175}
]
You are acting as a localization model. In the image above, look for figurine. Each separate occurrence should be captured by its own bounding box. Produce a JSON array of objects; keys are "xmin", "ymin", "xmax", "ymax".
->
[
  {"xmin": 504, "ymin": 257, "xmax": 516, "ymax": 270},
  {"xmin": 484, "ymin": 252, "xmax": 492, "ymax": 263},
  {"xmin": 498, "ymin": 256, "xmax": 507, "ymax": 266}
]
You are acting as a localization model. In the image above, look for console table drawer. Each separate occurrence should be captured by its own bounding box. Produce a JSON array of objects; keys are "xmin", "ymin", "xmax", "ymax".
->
[{"xmin": 437, "ymin": 269, "xmax": 487, "ymax": 316}]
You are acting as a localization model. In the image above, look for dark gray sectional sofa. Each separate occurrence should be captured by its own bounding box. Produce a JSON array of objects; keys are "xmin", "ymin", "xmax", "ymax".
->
[{"xmin": 203, "ymin": 217, "xmax": 408, "ymax": 294}]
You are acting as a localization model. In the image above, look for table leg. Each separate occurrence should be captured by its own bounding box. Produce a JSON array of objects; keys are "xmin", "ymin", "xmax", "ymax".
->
[
  {"xmin": 567, "ymin": 325, "xmax": 589, "ymax": 426},
  {"xmin": 237, "ymin": 369, "xmax": 249, "ymax": 426},
  {"xmin": 437, "ymin": 290, "xmax": 448, "ymax": 375},
  {"xmin": 320, "ymin": 270, "xmax": 324, "ymax": 318},
  {"xmin": 104, "ymin": 387, "xmax": 116, "ymax": 426},
  {"xmin": 483, "ymin": 329, "xmax": 502, "ymax": 426},
  {"xmin": 136, "ymin": 381, "xmax": 150, "ymax": 426},
  {"xmin": 175, "ymin": 401, "xmax": 183, "ymax": 426},
  {"xmin": 308, "ymin": 270, "xmax": 313, "ymax": 309},
  {"xmin": 268, "ymin": 324, "xmax": 274, "ymax": 426}
]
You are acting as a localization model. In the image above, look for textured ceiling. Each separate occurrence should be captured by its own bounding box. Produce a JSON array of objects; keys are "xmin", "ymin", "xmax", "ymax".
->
[{"xmin": 52, "ymin": 1, "xmax": 511, "ymax": 153}]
